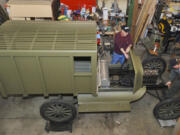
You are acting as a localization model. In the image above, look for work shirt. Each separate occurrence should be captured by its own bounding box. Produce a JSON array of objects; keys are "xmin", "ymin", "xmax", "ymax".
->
[
  {"xmin": 114, "ymin": 32, "xmax": 132, "ymax": 54},
  {"xmin": 167, "ymin": 67, "xmax": 180, "ymax": 98},
  {"xmin": 169, "ymin": 68, "xmax": 180, "ymax": 82}
]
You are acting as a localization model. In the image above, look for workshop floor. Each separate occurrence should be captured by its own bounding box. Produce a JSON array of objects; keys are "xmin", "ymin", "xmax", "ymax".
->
[
  {"xmin": 0, "ymin": 46, "xmax": 174, "ymax": 135},
  {"xmin": 0, "ymin": 94, "xmax": 173, "ymax": 135}
]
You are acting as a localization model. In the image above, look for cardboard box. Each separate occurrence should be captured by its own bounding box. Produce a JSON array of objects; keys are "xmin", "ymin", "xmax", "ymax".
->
[{"xmin": 7, "ymin": 0, "xmax": 53, "ymax": 19}]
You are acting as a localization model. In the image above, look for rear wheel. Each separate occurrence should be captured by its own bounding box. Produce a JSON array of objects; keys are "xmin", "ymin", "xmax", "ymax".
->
[
  {"xmin": 40, "ymin": 100, "xmax": 76, "ymax": 123},
  {"xmin": 153, "ymin": 98, "xmax": 180, "ymax": 120}
]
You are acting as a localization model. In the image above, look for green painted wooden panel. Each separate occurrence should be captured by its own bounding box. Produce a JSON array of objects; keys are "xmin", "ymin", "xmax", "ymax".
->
[
  {"xmin": 0, "ymin": 57, "xmax": 22, "ymax": 94},
  {"xmin": 74, "ymin": 76, "xmax": 91, "ymax": 93},
  {"xmin": 0, "ymin": 21, "xmax": 97, "ymax": 96},
  {"xmin": 14, "ymin": 56, "xmax": 43, "ymax": 94},
  {"xmin": 0, "ymin": 82, "xmax": 7, "ymax": 97},
  {"xmin": 39, "ymin": 56, "xmax": 73, "ymax": 94},
  {"xmin": 127, "ymin": 0, "xmax": 134, "ymax": 27},
  {"xmin": 130, "ymin": 50, "xmax": 143, "ymax": 93},
  {"xmin": 0, "ymin": 52, "xmax": 97, "ymax": 96},
  {"xmin": 0, "ymin": 21, "xmax": 97, "ymax": 50}
]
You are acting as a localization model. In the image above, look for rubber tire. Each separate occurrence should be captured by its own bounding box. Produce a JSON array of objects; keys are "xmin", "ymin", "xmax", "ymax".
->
[
  {"xmin": 40, "ymin": 100, "xmax": 76, "ymax": 123},
  {"xmin": 142, "ymin": 56, "xmax": 166, "ymax": 75},
  {"xmin": 153, "ymin": 98, "xmax": 180, "ymax": 120}
]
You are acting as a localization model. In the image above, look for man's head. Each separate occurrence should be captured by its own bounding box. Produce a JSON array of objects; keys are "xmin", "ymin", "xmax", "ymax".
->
[{"xmin": 120, "ymin": 25, "xmax": 129, "ymax": 37}]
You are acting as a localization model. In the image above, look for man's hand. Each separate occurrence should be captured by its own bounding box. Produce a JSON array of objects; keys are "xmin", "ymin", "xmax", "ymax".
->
[
  {"xmin": 173, "ymin": 64, "xmax": 180, "ymax": 69},
  {"xmin": 166, "ymin": 81, "xmax": 172, "ymax": 88},
  {"xmin": 120, "ymin": 48, "xmax": 129, "ymax": 59},
  {"xmin": 124, "ymin": 53, "xmax": 129, "ymax": 59}
]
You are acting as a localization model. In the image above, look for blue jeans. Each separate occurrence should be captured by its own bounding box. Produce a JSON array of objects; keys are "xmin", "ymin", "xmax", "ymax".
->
[{"xmin": 111, "ymin": 52, "xmax": 125, "ymax": 64}]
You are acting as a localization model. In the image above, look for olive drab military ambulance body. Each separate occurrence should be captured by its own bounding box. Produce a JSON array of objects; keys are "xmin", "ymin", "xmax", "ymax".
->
[{"xmin": 0, "ymin": 21, "xmax": 146, "ymax": 123}]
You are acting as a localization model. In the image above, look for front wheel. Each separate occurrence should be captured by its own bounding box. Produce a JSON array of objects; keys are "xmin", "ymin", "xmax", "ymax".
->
[
  {"xmin": 153, "ymin": 98, "xmax": 180, "ymax": 120},
  {"xmin": 40, "ymin": 100, "xmax": 77, "ymax": 123},
  {"xmin": 142, "ymin": 56, "xmax": 166, "ymax": 75}
]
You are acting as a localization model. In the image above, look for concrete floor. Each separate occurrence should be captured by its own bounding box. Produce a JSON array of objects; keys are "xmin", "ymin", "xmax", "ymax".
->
[
  {"xmin": 0, "ymin": 93, "xmax": 173, "ymax": 135},
  {"xmin": 0, "ymin": 46, "xmax": 174, "ymax": 135}
]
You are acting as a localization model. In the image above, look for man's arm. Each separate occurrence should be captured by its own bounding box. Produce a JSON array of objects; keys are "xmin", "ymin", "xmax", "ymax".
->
[
  {"xmin": 123, "ymin": 43, "xmax": 132, "ymax": 59},
  {"xmin": 120, "ymin": 48, "xmax": 129, "ymax": 59},
  {"xmin": 169, "ymin": 69, "xmax": 177, "ymax": 82},
  {"xmin": 166, "ymin": 69, "xmax": 177, "ymax": 87},
  {"xmin": 126, "ymin": 44, "xmax": 132, "ymax": 53}
]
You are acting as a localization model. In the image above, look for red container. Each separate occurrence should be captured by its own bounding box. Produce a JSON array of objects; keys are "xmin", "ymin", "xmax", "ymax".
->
[{"xmin": 61, "ymin": 0, "xmax": 96, "ymax": 11}]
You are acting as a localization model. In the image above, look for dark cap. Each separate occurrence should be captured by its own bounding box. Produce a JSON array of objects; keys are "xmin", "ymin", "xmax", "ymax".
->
[
  {"xmin": 121, "ymin": 25, "xmax": 129, "ymax": 32},
  {"xmin": 169, "ymin": 58, "xmax": 178, "ymax": 69}
]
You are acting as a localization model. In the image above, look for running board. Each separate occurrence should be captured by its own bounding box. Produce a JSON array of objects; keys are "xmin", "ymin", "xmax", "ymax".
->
[{"xmin": 78, "ymin": 91, "xmax": 133, "ymax": 112}]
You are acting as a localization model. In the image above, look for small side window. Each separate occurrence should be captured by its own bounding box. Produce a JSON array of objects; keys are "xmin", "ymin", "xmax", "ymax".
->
[{"xmin": 74, "ymin": 57, "xmax": 91, "ymax": 72}]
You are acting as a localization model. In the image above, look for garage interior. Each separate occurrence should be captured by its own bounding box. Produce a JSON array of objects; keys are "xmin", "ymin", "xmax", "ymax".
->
[{"xmin": 0, "ymin": 0, "xmax": 180, "ymax": 135}]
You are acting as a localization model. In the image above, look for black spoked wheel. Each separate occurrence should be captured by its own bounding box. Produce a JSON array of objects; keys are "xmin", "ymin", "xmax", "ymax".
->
[
  {"xmin": 153, "ymin": 98, "xmax": 180, "ymax": 120},
  {"xmin": 40, "ymin": 100, "xmax": 76, "ymax": 123},
  {"xmin": 142, "ymin": 56, "xmax": 166, "ymax": 75}
]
